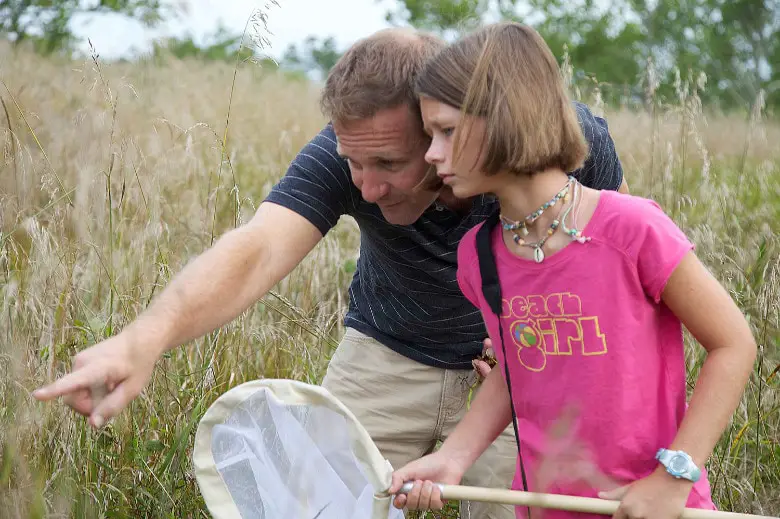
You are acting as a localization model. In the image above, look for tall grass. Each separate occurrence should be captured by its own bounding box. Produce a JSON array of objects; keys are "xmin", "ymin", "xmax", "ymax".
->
[{"xmin": 0, "ymin": 36, "xmax": 778, "ymax": 518}]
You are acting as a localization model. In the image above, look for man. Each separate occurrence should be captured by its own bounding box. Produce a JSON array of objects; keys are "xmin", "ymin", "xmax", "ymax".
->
[{"xmin": 34, "ymin": 27, "xmax": 627, "ymax": 518}]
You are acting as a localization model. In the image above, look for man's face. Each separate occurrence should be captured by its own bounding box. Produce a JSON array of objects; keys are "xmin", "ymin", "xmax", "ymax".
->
[{"xmin": 334, "ymin": 104, "xmax": 440, "ymax": 225}]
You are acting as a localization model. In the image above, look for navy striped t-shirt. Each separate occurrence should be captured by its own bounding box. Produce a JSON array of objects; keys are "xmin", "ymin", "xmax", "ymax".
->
[{"xmin": 265, "ymin": 102, "xmax": 623, "ymax": 370}]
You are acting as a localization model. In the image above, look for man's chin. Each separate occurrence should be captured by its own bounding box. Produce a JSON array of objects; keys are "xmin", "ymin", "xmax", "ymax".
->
[
  {"xmin": 379, "ymin": 205, "xmax": 423, "ymax": 226},
  {"xmin": 382, "ymin": 212, "xmax": 420, "ymax": 226}
]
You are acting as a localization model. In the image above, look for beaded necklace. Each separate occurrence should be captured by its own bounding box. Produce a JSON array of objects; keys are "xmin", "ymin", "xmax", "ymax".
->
[
  {"xmin": 499, "ymin": 176, "xmax": 574, "ymax": 238},
  {"xmin": 508, "ymin": 192, "xmax": 568, "ymax": 263},
  {"xmin": 561, "ymin": 180, "xmax": 592, "ymax": 244},
  {"xmin": 499, "ymin": 175, "xmax": 590, "ymax": 263}
]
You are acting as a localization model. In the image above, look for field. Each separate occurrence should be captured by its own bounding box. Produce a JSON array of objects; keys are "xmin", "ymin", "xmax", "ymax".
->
[{"xmin": 1, "ymin": 39, "xmax": 778, "ymax": 518}]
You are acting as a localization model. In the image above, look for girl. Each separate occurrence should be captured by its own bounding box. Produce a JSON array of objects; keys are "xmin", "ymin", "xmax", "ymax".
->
[{"xmin": 388, "ymin": 22, "xmax": 757, "ymax": 519}]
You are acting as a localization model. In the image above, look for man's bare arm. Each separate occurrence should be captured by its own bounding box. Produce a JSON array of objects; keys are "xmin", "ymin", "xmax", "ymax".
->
[
  {"xmin": 33, "ymin": 202, "xmax": 323, "ymax": 427},
  {"xmin": 133, "ymin": 202, "xmax": 323, "ymax": 353}
]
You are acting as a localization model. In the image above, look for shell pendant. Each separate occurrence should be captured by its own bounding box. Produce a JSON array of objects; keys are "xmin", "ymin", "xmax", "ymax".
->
[{"xmin": 533, "ymin": 246, "xmax": 545, "ymax": 263}]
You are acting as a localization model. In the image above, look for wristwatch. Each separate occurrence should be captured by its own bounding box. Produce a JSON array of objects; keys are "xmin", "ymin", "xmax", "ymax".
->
[{"xmin": 655, "ymin": 448, "xmax": 701, "ymax": 482}]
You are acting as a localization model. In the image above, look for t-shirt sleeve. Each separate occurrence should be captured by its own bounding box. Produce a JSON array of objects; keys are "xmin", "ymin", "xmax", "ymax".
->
[
  {"xmin": 456, "ymin": 226, "xmax": 482, "ymax": 309},
  {"xmin": 570, "ymin": 102, "xmax": 624, "ymax": 192},
  {"xmin": 631, "ymin": 198, "xmax": 696, "ymax": 303},
  {"xmin": 264, "ymin": 123, "xmax": 358, "ymax": 236}
]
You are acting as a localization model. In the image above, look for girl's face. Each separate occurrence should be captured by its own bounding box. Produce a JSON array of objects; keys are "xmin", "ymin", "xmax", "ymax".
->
[{"xmin": 420, "ymin": 96, "xmax": 503, "ymax": 199}]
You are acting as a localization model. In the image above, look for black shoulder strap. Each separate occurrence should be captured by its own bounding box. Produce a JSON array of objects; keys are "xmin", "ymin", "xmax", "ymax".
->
[
  {"xmin": 476, "ymin": 211, "xmax": 503, "ymax": 316},
  {"xmin": 475, "ymin": 210, "xmax": 531, "ymax": 505}
]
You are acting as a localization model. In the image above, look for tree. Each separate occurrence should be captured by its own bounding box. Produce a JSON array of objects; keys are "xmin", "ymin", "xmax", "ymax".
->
[
  {"xmin": 383, "ymin": 0, "xmax": 646, "ymax": 105},
  {"xmin": 628, "ymin": 0, "xmax": 779, "ymax": 109},
  {"xmin": 382, "ymin": 0, "xmax": 780, "ymax": 111},
  {"xmin": 514, "ymin": 0, "xmax": 647, "ymax": 106},
  {"xmin": 384, "ymin": 0, "xmax": 489, "ymax": 37},
  {"xmin": 151, "ymin": 24, "xmax": 259, "ymax": 64},
  {"xmin": 282, "ymin": 36, "xmax": 342, "ymax": 80},
  {"xmin": 0, "ymin": 0, "xmax": 173, "ymax": 55}
]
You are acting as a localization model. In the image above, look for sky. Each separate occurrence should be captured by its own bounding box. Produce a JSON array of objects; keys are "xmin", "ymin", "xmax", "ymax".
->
[{"xmin": 71, "ymin": 0, "xmax": 397, "ymax": 60}]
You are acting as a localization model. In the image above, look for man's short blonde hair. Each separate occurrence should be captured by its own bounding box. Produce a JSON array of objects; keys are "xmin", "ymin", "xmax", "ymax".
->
[
  {"xmin": 415, "ymin": 22, "xmax": 588, "ymax": 176},
  {"xmin": 320, "ymin": 28, "xmax": 446, "ymax": 126}
]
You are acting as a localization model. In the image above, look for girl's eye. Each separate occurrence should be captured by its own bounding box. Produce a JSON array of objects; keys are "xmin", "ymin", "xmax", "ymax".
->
[{"xmin": 442, "ymin": 127, "xmax": 455, "ymax": 137}]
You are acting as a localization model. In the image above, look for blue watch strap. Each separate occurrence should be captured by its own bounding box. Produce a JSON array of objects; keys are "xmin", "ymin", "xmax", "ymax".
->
[
  {"xmin": 688, "ymin": 463, "xmax": 702, "ymax": 482},
  {"xmin": 656, "ymin": 448, "xmax": 701, "ymax": 483}
]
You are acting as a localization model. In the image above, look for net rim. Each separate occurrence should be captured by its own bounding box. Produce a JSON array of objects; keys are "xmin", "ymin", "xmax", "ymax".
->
[{"xmin": 192, "ymin": 378, "xmax": 395, "ymax": 519}]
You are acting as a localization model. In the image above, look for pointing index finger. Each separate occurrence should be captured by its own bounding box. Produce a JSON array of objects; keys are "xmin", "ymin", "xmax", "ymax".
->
[{"xmin": 33, "ymin": 366, "xmax": 106, "ymax": 401}]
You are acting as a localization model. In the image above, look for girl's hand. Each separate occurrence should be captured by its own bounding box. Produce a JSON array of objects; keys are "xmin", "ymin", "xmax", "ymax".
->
[
  {"xmin": 598, "ymin": 467, "xmax": 693, "ymax": 519},
  {"xmin": 388, "ymin": 451, "xmax": 466, "ymax": 510},
  {"xmin": 472, "ymin": 338, "xmax": 495, "ymax": 378}
]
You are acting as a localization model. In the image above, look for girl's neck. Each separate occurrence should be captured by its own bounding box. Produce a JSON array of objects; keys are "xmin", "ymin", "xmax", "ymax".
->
[
  {"xmin": 494, "ymin": 168, "xmax": 572, "ymax": 233},
  {"xmin": 436, "ymin": 186, "xmax": 474, "ymax": 214}
]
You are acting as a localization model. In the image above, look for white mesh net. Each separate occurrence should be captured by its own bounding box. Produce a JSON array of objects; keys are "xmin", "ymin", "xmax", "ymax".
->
[
  {"xmin": 191, "ymin": 380, "xmax": 776, "ymax": 519},
  {"xmin": 193, "ymin": 379, "xmax": 405, "ymax": 519}
]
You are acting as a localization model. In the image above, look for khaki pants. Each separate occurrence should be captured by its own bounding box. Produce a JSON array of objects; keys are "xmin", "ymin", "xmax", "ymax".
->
[{"xmin": 322, "ymin": 327, "xmax": 518, "ymax": 519}]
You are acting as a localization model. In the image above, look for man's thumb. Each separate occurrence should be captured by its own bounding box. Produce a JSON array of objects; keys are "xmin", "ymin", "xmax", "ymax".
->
[
  {"xmin": 598, "ymin": 484, "xmax": 630, "ymax": 501},
  {"xmin": 90, "ymin": 382, "xmax": 130, "ymax": 429}
]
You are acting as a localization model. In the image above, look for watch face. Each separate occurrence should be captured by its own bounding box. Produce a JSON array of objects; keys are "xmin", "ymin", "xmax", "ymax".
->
[{"xmin": 670, "ymin": 455, "xmax": 688, "ymax": 472}]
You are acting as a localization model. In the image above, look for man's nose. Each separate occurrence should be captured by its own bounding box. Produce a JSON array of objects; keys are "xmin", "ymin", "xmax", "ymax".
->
[{"xmin": 360, "ymin": 170, "xmax": 389, "ymax": 203}]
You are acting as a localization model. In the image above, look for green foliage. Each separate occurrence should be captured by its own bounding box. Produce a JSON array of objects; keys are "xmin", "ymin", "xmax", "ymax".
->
[
  {"xmin": 384, "ymin": 0, "xmax": 780, "ymax": 112},
  {"xmin": 625, "ymin": 0, "xmax": 779, "ymax": 110},
  {"xmin": 282, "ymin": 36, "xmax": 342, "ymax": 79},
  {"xmin": 150, "ymin": 25, "xmax": 262, "ymax": 65},
  {"xmin": 384, "ymin": 0, "xmax": 489, "ymax": 33},
  {"xmin": 518, "ymin": 0, "xmax": 646, "ymax": 106},
  {"xmin": 0, "ymin": 0, "xmax": 172, "ymax": 55}
]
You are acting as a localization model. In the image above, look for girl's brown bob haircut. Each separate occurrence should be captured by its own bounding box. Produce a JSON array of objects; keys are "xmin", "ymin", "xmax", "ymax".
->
[{"xmin": 415, "ymin": 22, "xmax": 588, "ymax": 176}]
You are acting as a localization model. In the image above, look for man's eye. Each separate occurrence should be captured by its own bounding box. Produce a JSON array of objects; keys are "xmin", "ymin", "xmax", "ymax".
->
[
  {"xmin": 346, "ymin": 158, "xmax": 362, "ymax": 170},
  {"xmin": 378, "ymin": 160, "xmax": 397, "ymax": 170}
]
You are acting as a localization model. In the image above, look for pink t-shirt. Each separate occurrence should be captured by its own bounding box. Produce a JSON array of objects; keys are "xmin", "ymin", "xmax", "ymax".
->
[{"xmin": 456, "ymin": 191, "xmax": 715, "ymax": 518}]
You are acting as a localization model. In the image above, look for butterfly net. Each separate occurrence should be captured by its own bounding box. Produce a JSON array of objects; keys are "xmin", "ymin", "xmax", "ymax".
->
[{"xmin": 192, "ymin": 379, "xmax": 405, "ymax": 519}]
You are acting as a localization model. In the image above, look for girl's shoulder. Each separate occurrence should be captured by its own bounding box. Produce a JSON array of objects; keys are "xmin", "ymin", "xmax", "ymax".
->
[
  {"xmin": 593, "ymin": 189, "xmax": 673, "ymax": 223},
  {"xmin": 455, "ymin": 220, "xmax": 494, "ymax": 310},
  {"xmin": 591, "ymin": 190, "xmax": 691, "ymax": 256},
  {"xmin": 457, "ymin": 220, "xmax": 487, "ymax": 273},
  {"xmin": 592, "ymin": 190, "xmax": 695, "ymax": 302}
]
